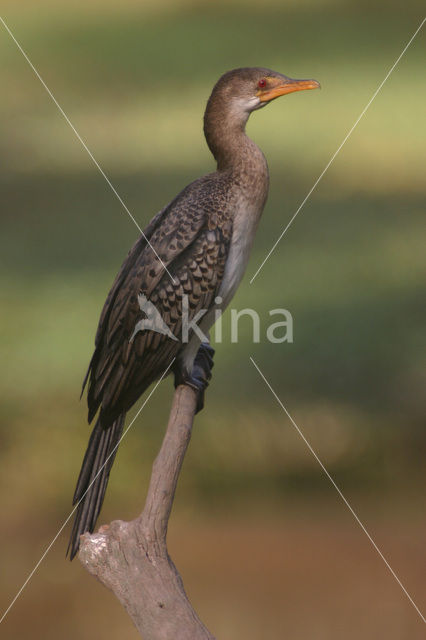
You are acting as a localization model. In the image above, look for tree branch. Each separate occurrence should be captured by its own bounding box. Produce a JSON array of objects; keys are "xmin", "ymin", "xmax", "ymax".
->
[{"xmin": 78, "ymin": 384, "xmax": 216, "ymax": 639}]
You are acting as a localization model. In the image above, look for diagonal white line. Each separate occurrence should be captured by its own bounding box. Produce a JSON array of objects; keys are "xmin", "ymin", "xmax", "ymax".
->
[
  {"xmin": 0, "ymin": 358, "xmax": 175, "ymax": 625},
  {"xmin": 250, "ymin": 16, "xmax": 426, "ymax": 284},
  {"xmin": 250, "ymin": 356, "xmax": 426, "ymax": 624},
  {"xmin": 0, "ymin": 15, "xmax": 176, "ymax": 284}
]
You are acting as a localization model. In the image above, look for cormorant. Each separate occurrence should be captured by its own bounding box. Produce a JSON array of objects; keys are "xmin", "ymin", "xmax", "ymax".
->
[{"xmin": 68, "ymin": 67, "xmax": 319, "ymax": 559}]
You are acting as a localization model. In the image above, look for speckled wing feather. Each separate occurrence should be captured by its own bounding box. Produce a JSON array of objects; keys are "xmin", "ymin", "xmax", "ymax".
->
[{"xmin": 84, "ymin": 176, "xmax": 232, "ymax": 425}]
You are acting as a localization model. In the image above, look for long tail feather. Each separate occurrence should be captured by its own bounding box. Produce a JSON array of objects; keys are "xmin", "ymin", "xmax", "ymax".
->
[{"xmin": 67, "ymin": 414, "xmax": 125, "ymax": 560}]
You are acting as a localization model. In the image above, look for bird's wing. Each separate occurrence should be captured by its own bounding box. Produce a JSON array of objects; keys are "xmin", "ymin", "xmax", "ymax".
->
[{"xmin": 84, "ymin": 180, "xmax": 232, "ymax": 424}]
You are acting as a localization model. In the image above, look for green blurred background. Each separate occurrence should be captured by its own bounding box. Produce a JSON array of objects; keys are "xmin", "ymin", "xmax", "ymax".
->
[{"xmin": 0, "ymin": 0, "xmax": 425, "ymax": 637}]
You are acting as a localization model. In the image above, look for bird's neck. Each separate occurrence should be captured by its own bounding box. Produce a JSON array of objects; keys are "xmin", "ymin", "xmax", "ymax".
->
[{"xmin": 203, "ymin": 103, "xmax": 266, "ymax": 175}]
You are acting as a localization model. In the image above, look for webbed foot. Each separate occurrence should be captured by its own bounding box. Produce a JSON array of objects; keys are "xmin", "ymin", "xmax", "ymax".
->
[{"xmin": 174, "ymin": 342, "xmax": 215, "ymax": 413}]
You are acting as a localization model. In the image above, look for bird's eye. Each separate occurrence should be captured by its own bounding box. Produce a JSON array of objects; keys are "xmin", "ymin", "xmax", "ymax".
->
[{"xmin": 258, "ymin": 78, "xmax": 267, "ymax": 89}]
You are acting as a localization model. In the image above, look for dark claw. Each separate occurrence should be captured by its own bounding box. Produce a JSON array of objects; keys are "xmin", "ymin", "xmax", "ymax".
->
[{"xmin": 174, "ymin": 342, "xmax": 215, "ymax": 413}]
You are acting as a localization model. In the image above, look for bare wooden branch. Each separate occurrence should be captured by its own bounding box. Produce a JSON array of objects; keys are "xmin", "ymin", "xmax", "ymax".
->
[{"xmin": 78, "ymin": 384, "xmax": 216, "ymax": 640}]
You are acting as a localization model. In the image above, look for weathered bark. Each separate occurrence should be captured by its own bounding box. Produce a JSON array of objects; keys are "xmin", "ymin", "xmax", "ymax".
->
[{"xmin": 78, "ymin": 384, "xmax": 216, "ymax": 640}]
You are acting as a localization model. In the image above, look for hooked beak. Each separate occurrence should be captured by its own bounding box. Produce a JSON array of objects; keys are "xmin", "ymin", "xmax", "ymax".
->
[{"xmin": 258, "ymin": 77, "xmax": 320, "ymax": 103}]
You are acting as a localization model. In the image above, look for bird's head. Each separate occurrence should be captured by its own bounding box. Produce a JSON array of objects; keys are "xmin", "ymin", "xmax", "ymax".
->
[
  {"xmin": 204, "ymin": 67, "xmax": 320, "ymax": 166},
  {"xmin": 207, "ymin": 67, "xmax": 320, "ymax": 118}
]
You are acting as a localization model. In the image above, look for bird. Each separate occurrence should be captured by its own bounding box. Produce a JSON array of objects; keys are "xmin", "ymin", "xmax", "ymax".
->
[{"xmin": 68, "ymin": 67, "xmax": 319, "ymax": 559}]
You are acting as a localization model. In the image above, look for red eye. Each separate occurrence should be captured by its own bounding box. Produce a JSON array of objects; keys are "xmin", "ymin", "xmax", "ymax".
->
[{"xmin": 258, "ymin": 78, "xmax": 267, "ymax": 89}]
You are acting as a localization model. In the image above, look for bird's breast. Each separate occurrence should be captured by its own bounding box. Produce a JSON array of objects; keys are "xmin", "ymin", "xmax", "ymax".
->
[{"xmin": 218, "ymin": 186, "xmax": 267, "ymax": 309}]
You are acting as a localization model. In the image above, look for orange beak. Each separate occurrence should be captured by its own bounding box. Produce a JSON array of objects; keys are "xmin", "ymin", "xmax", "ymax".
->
[{"xmin": 258, "ymin": 77, "xmax": 320, "ymax": 103}]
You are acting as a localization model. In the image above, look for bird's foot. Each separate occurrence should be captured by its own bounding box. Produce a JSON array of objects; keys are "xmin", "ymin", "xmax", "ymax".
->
[{"xmin": 174, "ymin": 342, "xmax": 215, "ymax": 413}]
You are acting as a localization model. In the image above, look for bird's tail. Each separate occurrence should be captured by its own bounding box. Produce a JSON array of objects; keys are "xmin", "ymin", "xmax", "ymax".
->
[{"xmin": 67, "ymin": 414, "xmax": 125, "ymax": 560}]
